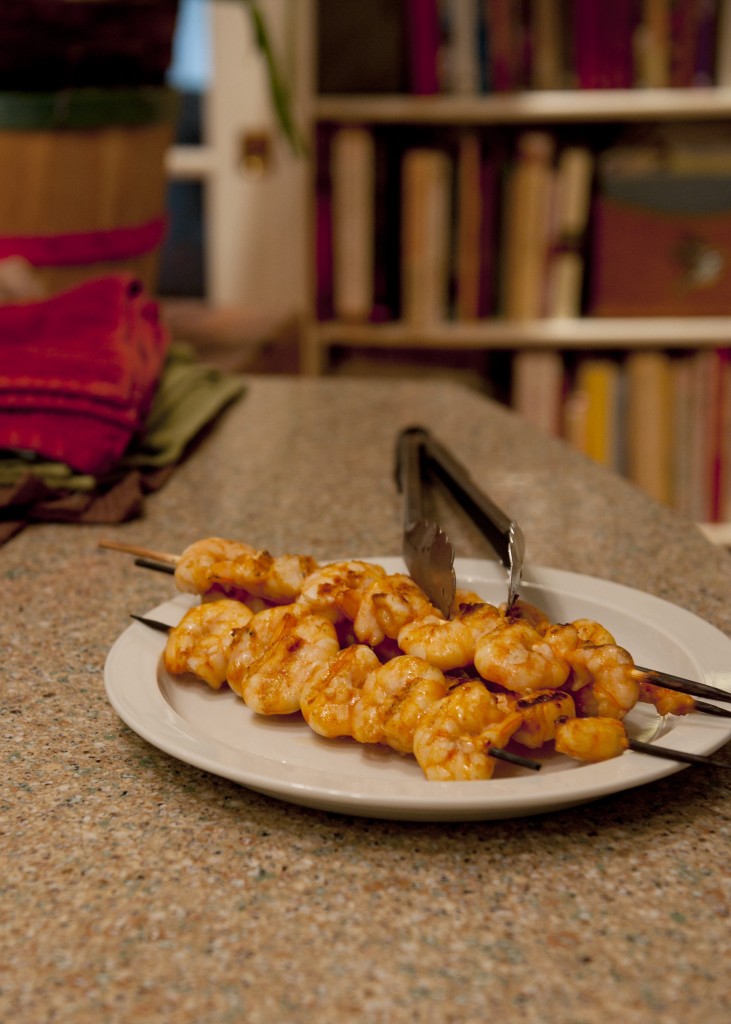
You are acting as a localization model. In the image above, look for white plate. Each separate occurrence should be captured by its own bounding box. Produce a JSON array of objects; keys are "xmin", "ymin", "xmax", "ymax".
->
[{"xmin": 104, "ymin": 559, "xmax": 731, "ymax": 821}]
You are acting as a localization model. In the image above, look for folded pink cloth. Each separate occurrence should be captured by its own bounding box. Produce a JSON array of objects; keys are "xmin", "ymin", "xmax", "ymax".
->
[{"xmin": 0, "ymin": 274, "xmax": 169, "ymax": 474}]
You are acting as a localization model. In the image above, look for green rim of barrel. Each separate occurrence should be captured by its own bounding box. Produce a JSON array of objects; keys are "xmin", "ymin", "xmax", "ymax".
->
[{"xmin": 0, "ymin": 87, "xmax": 180, "ymax": 130}]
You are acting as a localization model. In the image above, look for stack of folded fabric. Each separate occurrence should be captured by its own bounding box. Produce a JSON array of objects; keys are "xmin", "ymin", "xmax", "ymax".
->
[
  {"xmin": 0, "ymin": 273, "xmax": 246, "ymax": 543},
  {"xmin": 0, "ymin": 273, "xmax": 169, "ymax": 474}
]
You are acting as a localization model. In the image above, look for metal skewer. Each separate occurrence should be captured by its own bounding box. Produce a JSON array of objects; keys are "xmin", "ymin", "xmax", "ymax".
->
[
  {"xmin": 130, "ymin": 614, "xmax": 175, "ymax": 632},
  {"xmin": 134, "ymin": 557, "xmax": 175, "ymax": 575},
  {"xmin": 633, "ymin": 666, "xmax": 731, "ymax": 705},
  {"xmin": 628, "ymin": 738, "xmax": 730, "ymax": 769},
  {"xmin": 490, "ymin": 748, "xmax": 542, "ymax": 771}
]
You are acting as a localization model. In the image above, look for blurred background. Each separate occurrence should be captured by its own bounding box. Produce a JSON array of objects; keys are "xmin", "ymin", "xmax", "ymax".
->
[{"xmin": 2, "ymin": 0, "xmax": 731, "ymax": 530}]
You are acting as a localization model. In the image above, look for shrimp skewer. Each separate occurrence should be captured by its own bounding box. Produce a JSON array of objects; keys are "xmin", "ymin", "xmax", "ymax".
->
[
  {"xmin": 142, "ymin": 601, "xmax": 728, "ymax": 775},
  {"xmin": 104, "ymin": 536, "xmax": 731, "ymax": 711},
  {"xmin": 175, "ymin": 537, "xmax": 320, "ymax": 605}
]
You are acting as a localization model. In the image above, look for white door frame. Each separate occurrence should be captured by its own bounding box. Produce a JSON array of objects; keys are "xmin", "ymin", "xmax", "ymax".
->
[{"xmin": 165, "ymin": 0, "xmax": 306, "ymax": 315}]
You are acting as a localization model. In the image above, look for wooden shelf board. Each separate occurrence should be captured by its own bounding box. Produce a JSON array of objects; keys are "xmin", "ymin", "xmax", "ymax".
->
[
  {"xmin": 311, "ymin": 317, "xmax": 731, "ymax": 350},
  {"xmin": 315, "ymin": 88, "xmax": 731, "ymax": 125}
]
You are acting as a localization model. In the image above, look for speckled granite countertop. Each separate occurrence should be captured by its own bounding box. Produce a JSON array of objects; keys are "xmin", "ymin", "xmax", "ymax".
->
[{"xmin": 3, "ymin": 377, "xmax": 731, "ymax": 1024}]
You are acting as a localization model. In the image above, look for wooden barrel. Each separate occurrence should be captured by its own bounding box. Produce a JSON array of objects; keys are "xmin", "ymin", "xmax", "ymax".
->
[{"xmin": 0, "ymin": 87, "xmax": 178, "ymax": 294}]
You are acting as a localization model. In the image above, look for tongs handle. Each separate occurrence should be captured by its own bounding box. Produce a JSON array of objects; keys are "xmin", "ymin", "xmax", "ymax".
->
[
  {"xmin": 395, "ymin": 426, "xmax": 428, "ymax": 529},
  {"xmin": 421, "ymin": 431, "xmax": 513, "ymax": 562},
  {"xmin": 405, "ymin": 426, "xmax": 525, "ymax": 608}
]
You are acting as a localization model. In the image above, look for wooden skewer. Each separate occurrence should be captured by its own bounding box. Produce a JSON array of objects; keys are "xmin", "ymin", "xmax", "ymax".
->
[{"xmin": 98, "ymin": 539, "xmax": 179, "ymax": 565}]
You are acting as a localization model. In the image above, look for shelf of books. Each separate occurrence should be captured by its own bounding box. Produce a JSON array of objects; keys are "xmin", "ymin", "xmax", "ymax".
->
[{"xmin": 304, "ymin": 0, "xmax": 731, "ymax": 523}]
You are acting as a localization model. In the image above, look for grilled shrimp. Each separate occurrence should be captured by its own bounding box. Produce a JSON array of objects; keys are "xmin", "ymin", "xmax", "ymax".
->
[
  {"xmin": 296, "ymin": 560, "xmax": 387, "ymax": 622},
  {"xmin": 501, "ymin": 598, "xmax": 551, "ymax": 633},
  {"xmin": 351, "ymin": 655, "xmax": 448, "ymax": 754},
  {"xmin": 541, "ymin": 622, "xmax": 583, "ymax": 663},
  {"xmin": 496, "ymin": 688, "xmax": 577, "ymax": 749},
  {"xmin": 569, "ymin": 643, "xmax": 639, "ymax": 720},
  {"xmin": 554, "ymin": 716, "xmax": 629, "ymax": 762},
  {"xmin": 412, "ymin": 679, "xmax": 524, "ymax": 781},
  {"xmin": 474, "ymin": 621, "xmax": 571, "ymax": 693},
  {"xmin": 353, "ymin": 574, "xmax": 442, "ymax": 647},
  {"xmin": 163, "ymin": 598, "xmax": 254, "ymax": 689},
  {"xmin": 397, "ymin": 601, "xmax": 501, "ymax": 671},
  {"xmin": 300, "ymin": 644, "xmax": 382, "ymax": 737},
  {"xmin": 572, "ymin": 619, "xmax": 615, "ymax": 646},
  {"xmin": 174, "ymin": 536, "xmax": 318, "ymax": 603},
  {"xmin": 234, "ymin": 611, "xmax": 340, "ymax": 715},
  {"xmin": 540, "ymin": 621, "xmax": 640, "ymax": 720},
  {"xmin": 209, "ymin": 550, "xmax": 319, "ymax": 604},
  {"xmin": 225, "ymin": 604, "xmax": 299, "ymax": 696},
  {"xmin": 174, "ymin": 537, "xmax": 257, "ymax": 595},
  {"xmin": 638, "ymin": 678, "xmax": 696, "ymax": 717}
]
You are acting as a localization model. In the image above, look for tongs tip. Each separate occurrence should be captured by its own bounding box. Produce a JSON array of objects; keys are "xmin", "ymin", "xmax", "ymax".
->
[{"xmin": 506, "ymin": 521, "xmax": 525, "ymax": 610}]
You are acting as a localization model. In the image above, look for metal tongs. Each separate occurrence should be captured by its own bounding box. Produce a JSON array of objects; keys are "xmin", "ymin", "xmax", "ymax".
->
[{"xmin": 395, "ymin": 426, "xmax": 525, "ymax": 616}]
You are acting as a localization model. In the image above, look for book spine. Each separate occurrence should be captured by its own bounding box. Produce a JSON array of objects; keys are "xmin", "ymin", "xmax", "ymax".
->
[
  {"xmin": 483, "ymin": 0, "xmax": 525, "ymax": 91},
  {"xmin": 500, "ymin": 131, "xmax": 556, "ymax": 319},
  {"xmin": 719, "ymin": 348, "xmax": 731, "ymax": 522},
  {"xmin": 315, "ymin": 126, "xmax": 333, "ymax": 320},
  {"xmin": 670, "ymin": 0, "xmax": 702, "ymax": 87},
  {"xmin": 401, "ymin": 147, "xmax": 453, "ymax": 325},
  {"xmin": 511, "ymin": 349, "xmax": 565, "ymax": 436},
  {"xmin": 454, "ymin": 131, "xmax": 482, "ymax": 319},
  {"xmin": 626, "ymin": 350, "xmax": 673, "ymax": 506},
  {"xmin": 371, "ymin": 132, "xmax": 401, "ymax": 323},
  {"xmin": 574, "ymin": 0, "xmax": 603, "ymax": 88},
  {"xmin": 405, "ymin": 0, "xmax": 441, "ymax": 94},
  {"xmin": 529, "ymin": 0, "xmax": 567, "ymax": 89},
  {"xmin": 545, "ymin": 145, "xmax": 594, "ymax": 317},
  {"xmin": 636, "ymin": 0, "xmax": 671, "ymax": 87},
  {"xmin": 693, "ymin": 0, "xmax": 719, "ymax": 84},
  {"xmin": 716, "ymin": 0, "xmax": 731, "ymax": 85},
  {"xmin": 574, "ymin": 358, "xmax": 622, "ymax": 469},
  {"xmin": 331, "ymin": 127, "xmax": 375, "ymax": 322},
  {"xmin": 477, "ymin": 146, "xmax": 501, "ymax": 318}
]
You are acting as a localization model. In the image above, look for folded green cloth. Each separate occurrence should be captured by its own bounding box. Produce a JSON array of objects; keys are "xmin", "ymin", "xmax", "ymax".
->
[
  {"xmin": 0, "ymin": 457, "xmax": 96, "ymax": 490},
  {"xmin": 121, "ymin": 343, "xmax": 246, "ymax": 468}
]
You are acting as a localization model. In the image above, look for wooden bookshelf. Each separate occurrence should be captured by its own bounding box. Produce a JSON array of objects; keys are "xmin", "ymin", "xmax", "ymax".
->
[
  {"xmin": 301, "ymin": 82, "xmax": 731, "ymax": 373},
  {"xmin": 299, "ymin": 0, "xmax": 731, "ymax": 523}
]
